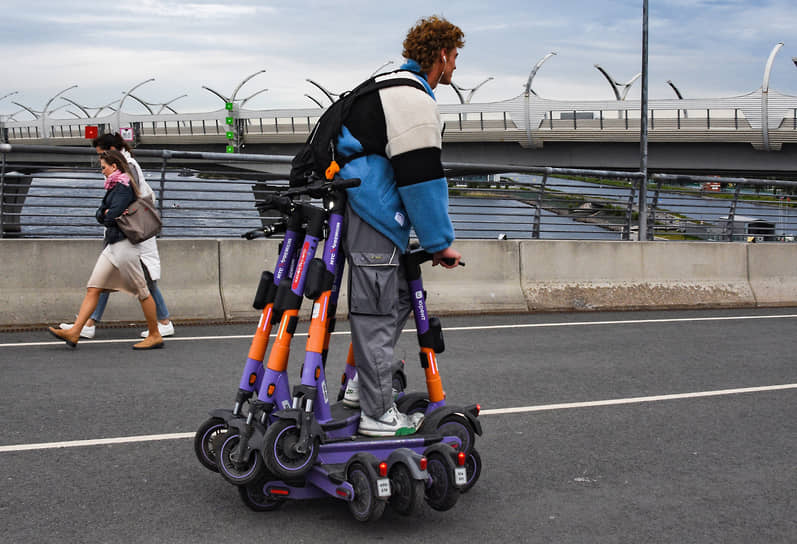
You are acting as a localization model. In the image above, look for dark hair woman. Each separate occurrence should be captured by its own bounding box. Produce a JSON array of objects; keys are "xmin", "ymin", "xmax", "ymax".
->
[{"xmin": 48, "ymin": 149, "xmax": 164, "ymax": 349}]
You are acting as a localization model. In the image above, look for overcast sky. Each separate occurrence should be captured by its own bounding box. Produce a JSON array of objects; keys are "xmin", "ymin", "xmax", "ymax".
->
[{"xmin": 1, "ymin": 0, "xmax": 796, "ymax": 117}]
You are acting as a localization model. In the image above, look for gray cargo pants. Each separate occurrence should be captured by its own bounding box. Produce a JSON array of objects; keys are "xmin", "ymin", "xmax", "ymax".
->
[{"xmin": 343, "ymin": 204, "xmax": 412, "ymax": 419}]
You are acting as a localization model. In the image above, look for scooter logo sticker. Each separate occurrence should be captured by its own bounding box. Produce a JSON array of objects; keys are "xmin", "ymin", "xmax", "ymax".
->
[
  {"xmin": 322, "ymin": 381, "xmax": 328, "ymax": 404},
  {"xmin": 281, "ymin": 400, "xmax": 291, "ymax": 410},
  {"xmin": 292, "ymin": 241, "xmax": 311, "ymax": 291}
]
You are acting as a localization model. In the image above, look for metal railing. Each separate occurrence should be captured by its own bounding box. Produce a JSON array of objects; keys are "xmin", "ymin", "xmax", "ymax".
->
[
  {"xmin": 3, "ymin": 88, "xmax": 796, "ymax": 151},
  {"xmin": 2, "ymin": 144, "xmax": 797, "ymax": 242}
]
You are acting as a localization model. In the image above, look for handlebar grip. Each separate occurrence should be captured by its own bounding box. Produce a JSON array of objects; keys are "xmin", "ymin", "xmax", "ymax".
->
[
  {"xmin": 441, "ymin": 258, "xmax": 466, "ymax": 267},
  {"xmin": 332, "ymin": 177, "xmax": 361, "ymax": 190}
]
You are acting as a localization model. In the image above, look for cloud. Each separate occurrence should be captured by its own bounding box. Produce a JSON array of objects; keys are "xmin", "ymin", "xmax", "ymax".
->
[{"xmin": 1, "ymin": 0, "xmax": 796, "ymax": 116}]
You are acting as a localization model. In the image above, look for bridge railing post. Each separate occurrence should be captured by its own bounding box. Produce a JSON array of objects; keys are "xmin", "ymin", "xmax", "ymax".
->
[
  {"xmin": 0, "ymin": 149, "xmax": 5, "ymax": 238},
  {"xmin": 724, "ymin": 183, "xmax": 743, "ymax": 241},
  {"xmin": 623, "ymin": 180, "xmax": 636, "ymax": 240},
  {"xmin": 532, "ymin": 170, "xmax": 549, "ymax": 239}
]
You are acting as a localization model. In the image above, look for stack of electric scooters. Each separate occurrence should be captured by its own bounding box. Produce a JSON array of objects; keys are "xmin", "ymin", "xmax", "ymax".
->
[{"xmin": 194, "ymin": 175, "xmax": 482, "ymax": 522}]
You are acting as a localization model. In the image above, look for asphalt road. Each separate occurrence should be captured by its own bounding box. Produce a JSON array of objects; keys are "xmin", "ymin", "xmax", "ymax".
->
[{"xmin": 1, "ymin": 308, "xmax": 795, "ymax": 543}]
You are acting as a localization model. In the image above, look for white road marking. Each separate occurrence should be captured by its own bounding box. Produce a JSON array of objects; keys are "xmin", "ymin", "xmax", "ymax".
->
[
  {"xmin": 1, "ymin": 383, "xmax": 794, "ymax": 453},
  {"xmin": 479, "ymin": 383, "xmax": 797, "ymax": 415},
  {"xmin": 4, "ymin": 313, "xmax": 797, "ymax": 348}
]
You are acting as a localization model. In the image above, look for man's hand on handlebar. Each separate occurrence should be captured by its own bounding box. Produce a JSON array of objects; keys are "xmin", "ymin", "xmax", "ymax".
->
[{"xmin": 432, "ymin": 246, "xmax": 462, "ymax": 269}]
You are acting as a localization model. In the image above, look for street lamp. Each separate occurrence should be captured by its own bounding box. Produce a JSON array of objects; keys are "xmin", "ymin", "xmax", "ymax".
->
[
  {"xmin": 370, "ymin": 60, "xmax": 395, "ymax": 77},
  {"xmin": 524, "ymin": 51, "xmax": 557, "ymax": 96},
  {"xmin": 202, "ymin": 69, "xmax": 268, "ymax": 106},
  {"xmin": 761, "ymin": 42, "xmax": 784, "ymax": 151},
  {"xmin": 42, "ymin": 84, "xmax": 78, "ymax": 137},
  {"xmin": 0, "ymin": 91, "xmax": 19, "ymax": 104},
  {"xmin": 594, "ymin": 64, "xmax": 641, "ymax": 100},
  {"xmin": 666, "ymin": 80, "xmax": 688, "ymax": 118},
  {"xmin": 594, "ymin": 64, "xmax": 640, "ymax": 119},
  {"xmin": 306, "ymin": 79, "xmax": 339, "ymax": 104},
  {"xmin": 117, "ymin": 78, "xmax": 155, "ymax": 132},
  {"xmin": 305, "ymin": 94, "xmax": 325, "ymax": 108},
  {"xmin": 451, "ymin": 77, "xmax": 494, "ymax": 104}
]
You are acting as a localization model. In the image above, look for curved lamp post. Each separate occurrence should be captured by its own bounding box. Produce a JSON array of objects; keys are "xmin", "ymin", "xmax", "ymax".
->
[
  {"xmin": 117, "ymin": 78, "xmax": 154, "ymax": 132},
  {"xmin": 306, "ymin": 79, "xmax": 339, "ymax": 104},
  {"xmin": 451, "ymin": 77, "xmax": 494, "ymax": 104},
  {"xmin": 524, "ymin": 51, "xmax": 557, "ymax": 147},
  {"xmin": 0, "ymin": 91, "xmax": 19, "ymax": 104},
  {"xmin": 524, "ymin": 51, "xmax": 557, "ymax": 96},
  {"xmin": 305, "ymin": 94, "xmax": 325, "ymax": 108},
  {"xmin": 594, "ymin": 64, "xmax": 641, "ymax": 100},
  {"xmin": 761, "ymin": 42, "xmax": 784, "ymax": 151},
  {"xmin": 594, "ymin": 65, "xmax": 640, "ymax": 119},
  {"xmin": 202, "ymin": 69, "xmax": 267, "ymax": 107},
  {"xmin": 370, "ymin": 60, "xmax": 395, "ymax": 77},
  {"xmin": 42, "ymin": 85, "xmax": 77, "ymax": 137},
  {"xmin": 202, "ymin": 70, "xmax": 267, "ymax": 153},
  {"xmin": 666, "ymin": 80, "xmax": 688, "ymax": 118}
]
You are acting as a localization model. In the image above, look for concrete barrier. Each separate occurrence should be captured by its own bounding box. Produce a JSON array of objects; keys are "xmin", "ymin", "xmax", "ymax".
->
[
  {"xmin": 0, "ymin": 239, "xmax": 224, "ymax": 327},
  {"xmin": 520, "ymin": 240, "xmax": 755, "ymax": 311},
  {"xmin": 3, "ymin": 238, "xmax": 797, "ymax": 328},
  {"xmin": 747, "ymin": 243, "xmax": 797, "ymax": 306},
  {"xmin": 423, "ymin": 240, "xmax": 528, "ymax": 314},
  {"xmin": 1, "ymin": 239, "xmax": 105, "ymax": 325},
  {"xmin": 218, "ymin": 239, "xmax": 350, "ymax": 321}
]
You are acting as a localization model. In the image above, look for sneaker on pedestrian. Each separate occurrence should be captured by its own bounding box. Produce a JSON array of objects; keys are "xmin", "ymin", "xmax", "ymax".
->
[
  {"xmin": 342, "ymin": 374, "xmax": 360, "ymax": 408},
  {"xmin": 141, "ymin": 321, "xmax": 174, "ymax": 338},
  {"xmin": 358, "ymin": 404, "xmax": 424, "ymax": 437},
  {"xmin": 343, "ymin": 373, "xmax": 399, "ymax": 408},
  {"xmin": 59, "ymin": 322, "xmax": 95, "ymax": 339}
]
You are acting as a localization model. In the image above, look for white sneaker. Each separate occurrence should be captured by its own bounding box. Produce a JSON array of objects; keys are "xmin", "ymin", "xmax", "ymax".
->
[
  {"xmin": 358, "ymin": 404, "xmax": 424, "ymax": 437},
  {"xmin": 343, "ymin": 373, "xmax": 399, "ymax": 408},
  {"xmin": 141, "ymin": 321, "xmax": 175, "ymax": 338},
  {"xmin": 59, "ymin": 322, "xmax": 95, "ymax": 339},
  {"xmin": 342, "ymin": 374, "xmax": 360, "ymax": 407}
]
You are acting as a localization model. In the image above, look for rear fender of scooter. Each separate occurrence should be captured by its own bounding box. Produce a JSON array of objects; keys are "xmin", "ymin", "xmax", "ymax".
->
[
  {"xmin": 423, "ymin": 405, "xmax": 483, "ymax": 437},
  {"xmin": 386, "ymin": 447, "xmax": 428, "ymax": 481}
]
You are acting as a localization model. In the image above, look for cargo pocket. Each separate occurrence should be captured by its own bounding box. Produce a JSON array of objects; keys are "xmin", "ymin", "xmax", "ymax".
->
[{"xmin": 349, "ymin": 251, "xmax": 399, "ymax": 316}]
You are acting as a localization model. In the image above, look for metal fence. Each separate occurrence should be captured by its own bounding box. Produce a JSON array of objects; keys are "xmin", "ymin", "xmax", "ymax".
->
[{"xmin": 2, "ymin": 144, "xmax": 797, "ymax": 242}]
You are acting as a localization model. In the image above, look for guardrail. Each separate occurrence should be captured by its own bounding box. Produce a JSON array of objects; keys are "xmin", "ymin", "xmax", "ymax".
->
[
  {"xmin": 3, "ymin": 89, "xmax": 796, "ymax": 151},
  {"xmin": 2, "ymin": 144, "xmax": 797, "ymax": 242}
]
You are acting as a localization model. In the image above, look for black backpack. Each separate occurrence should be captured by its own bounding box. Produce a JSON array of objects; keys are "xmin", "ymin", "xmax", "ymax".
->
[{"xmin": 289, "ymin": 74, "xmax": 427, "ymax": 187}]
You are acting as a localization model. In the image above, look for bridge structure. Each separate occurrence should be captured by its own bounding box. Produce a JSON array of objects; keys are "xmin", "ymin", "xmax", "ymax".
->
[{"xmin": 2, "ymin": 86, "xmax": 797, "ymax": 176}]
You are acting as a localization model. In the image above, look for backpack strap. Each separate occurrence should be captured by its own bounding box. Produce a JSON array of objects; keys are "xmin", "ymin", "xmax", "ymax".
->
[{"xmin": 333, "ymin": 76, "xmax": 429, "ymax": 172}]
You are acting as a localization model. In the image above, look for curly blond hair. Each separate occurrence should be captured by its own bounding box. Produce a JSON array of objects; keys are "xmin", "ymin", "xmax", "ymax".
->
[{"xmin": 402, "ymin": 15, "xmax": 465, "ymax": 73}]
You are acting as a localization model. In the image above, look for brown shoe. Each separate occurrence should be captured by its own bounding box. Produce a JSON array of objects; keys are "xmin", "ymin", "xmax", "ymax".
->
[
  {"xmin": 48, "ymin": 326, "xmax": 79, "ymax": 348},
  {"xmin": 132, "ymin": 333, "xmax": 164, "ymax": 350}
]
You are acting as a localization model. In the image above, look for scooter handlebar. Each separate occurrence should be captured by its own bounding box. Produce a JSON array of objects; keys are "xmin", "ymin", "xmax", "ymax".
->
[{"xmin": 241, "ymin": 220, "xmax": 288, "ymax": 240}]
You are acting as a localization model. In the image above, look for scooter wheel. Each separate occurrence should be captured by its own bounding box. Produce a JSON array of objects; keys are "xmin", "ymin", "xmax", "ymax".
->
[
  {"xmin": 460, "ymin": 448, "xmax": 482, "ymax": 494},
  {"xmin": 263, "ymin": 419, "xmax": 318, "ymax": 481},
  {"xmin": 389, "ymin": 462, "xmax": 424, "ymax": 517},
  {"xmin": 193, "ymin": 416, "xmax": 227, "ymax": 472},
  {"xmin": 217, "ymin": 432, "xmax": 264, "ymax": 485},
  {"xmin": 347, "ymin": 462, "xmax": 386, "ymax": 523},
  {"xmin": 437, "ymin": 414, "xmax": 475, "ymax": 454},
  {"xmin": 424, "ymin": 451, "xmax": 460, "ymax": 511},
  {"xmin": 238, "ymin": 477, "xmax": 284, "ymax": 512}
]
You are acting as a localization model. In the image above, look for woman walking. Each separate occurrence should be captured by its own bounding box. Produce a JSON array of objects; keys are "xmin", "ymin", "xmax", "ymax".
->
[
  {"xmin": 48, "ymin": 150, "xmax": 164, "ymax": 350},
  {"xmin": 59, "ymin": 133, "xmax": 175, "ymax": 339}
]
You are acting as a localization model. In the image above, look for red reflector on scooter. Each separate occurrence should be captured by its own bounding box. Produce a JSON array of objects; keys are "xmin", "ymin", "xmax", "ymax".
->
[
  {"xmin": 419, "ymin": 457, "xmax": 427, "ymax": 471},
  {"xmin": 378, "ymin": 462, "xmax": 388, "ymax": 477},
  {"xmin": 457, "ymin": 452, "xmax": 466, "ymax": 467},
  {"xmin": 268, "ymin": 487, "xmax": 290, "ymax": 496},
  {"xmin": 336, "ymin": 488, "xmax": 349, "ymax": 498}
]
